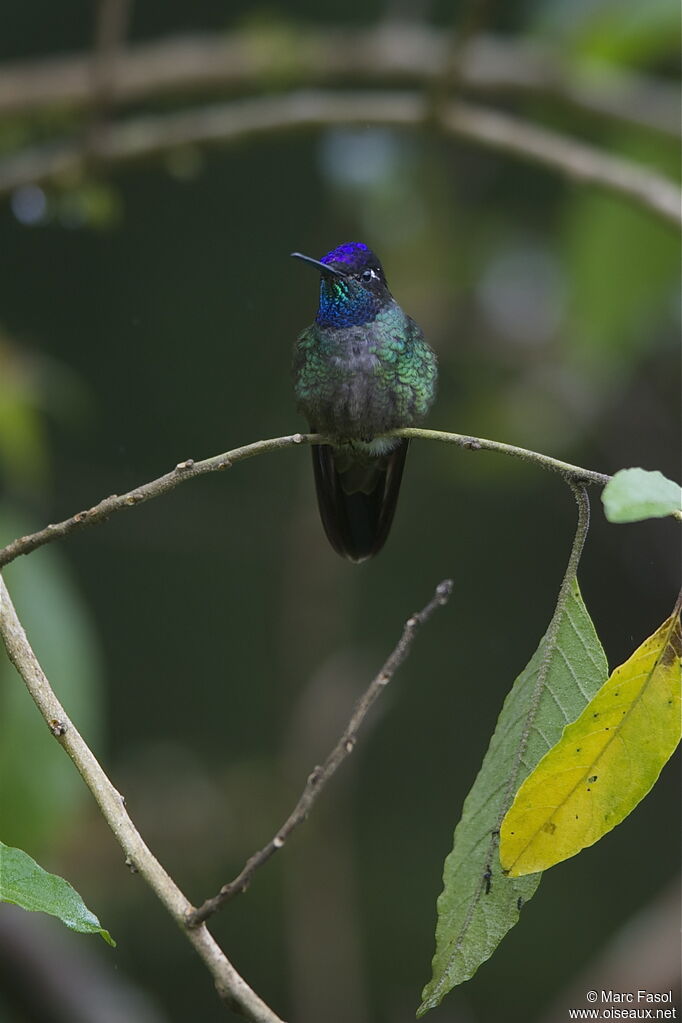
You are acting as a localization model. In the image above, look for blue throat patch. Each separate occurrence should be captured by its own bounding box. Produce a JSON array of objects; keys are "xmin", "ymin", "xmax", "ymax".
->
[{"xmin": 316, "ymin": 279, "xmax": 378, "ymax": 328}]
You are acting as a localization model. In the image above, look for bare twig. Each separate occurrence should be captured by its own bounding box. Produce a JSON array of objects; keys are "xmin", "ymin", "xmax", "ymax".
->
[
  {"xmin": 0, "ymin": 26, "xmax": 678, "ymax": 138},
  {"xmin": 392, "ymin": 428, "xmax": 613, "ymax": 485},
  {"xmin": 0, "ymin": 575, "xmax": 285, "ymax": 1023},
  {"xmin": 187, "ymin": 579, "xmax": 454, "ymax": 927},
  {"xmin": 0, "ymin": 433, "xmax": 310, "ymax": 568},
  {"xmin": 0, "ymin": 427, "xmax": 615, "ymax": 570},
  {"xmin": 0, "ymin": 91, "xmax": 678, "ymax": 226}
]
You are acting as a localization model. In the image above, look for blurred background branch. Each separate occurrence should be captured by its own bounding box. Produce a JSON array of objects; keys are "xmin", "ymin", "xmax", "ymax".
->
[
  {"xmin": 0, "ymin": 92, "xmax": 679, "ymax": 223},
  {"xmin": 0, "ymin": 25, "xmax": 678, "ymax": 138}
]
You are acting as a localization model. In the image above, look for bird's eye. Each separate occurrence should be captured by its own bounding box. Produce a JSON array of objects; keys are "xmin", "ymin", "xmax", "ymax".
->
[{"xmin": 361, "ymin": 269, "xmax": 375, "ymax": 282}]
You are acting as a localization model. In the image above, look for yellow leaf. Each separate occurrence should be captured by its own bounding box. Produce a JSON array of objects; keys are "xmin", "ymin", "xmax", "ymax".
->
[{"xmin": 500, "ymin": 605, "xmax": 681, "ymax": 876}]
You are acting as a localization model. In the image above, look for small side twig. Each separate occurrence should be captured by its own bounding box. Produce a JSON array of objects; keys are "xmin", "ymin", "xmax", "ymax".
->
[{"xmin": 187, "ymin": 578, "xmax": 454, "ymax": 928}]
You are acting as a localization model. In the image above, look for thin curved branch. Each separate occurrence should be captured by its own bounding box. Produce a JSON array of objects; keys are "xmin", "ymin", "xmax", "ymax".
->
[
  {"xmin": 0, "ymin": 26, "xmax": 678, "ymax": 138},
  {"xmin": 0, "ymin": 91, "xmax": 679, "ymax": 226},
  {"xmin": 188, "ymin": 578, "xmax": 454, "ymax": 927},
  {"xmin": 0, "ymin": 575, "xmax": 285, "ymax": 1023},
  {"xmin": 393, "ymin": 428, "xmax": 613, "ymax": 485},
  {"xmin": 0, "ymin": 433, "xmax": 310, "ymax": 567},
  {"xmin": 0, "ymin": 427, "xmax": 614, "ymax": 570}
]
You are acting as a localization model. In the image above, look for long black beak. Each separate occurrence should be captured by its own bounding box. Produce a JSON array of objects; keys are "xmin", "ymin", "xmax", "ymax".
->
[{"xmin": 291, "ymin": 252, "xmax": 346, "ymax": 278}]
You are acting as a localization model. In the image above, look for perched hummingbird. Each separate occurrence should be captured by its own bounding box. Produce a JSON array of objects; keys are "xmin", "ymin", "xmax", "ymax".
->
[{"xmin": 292, "ymin": 242, "xmax": 437, "ymax": 562}]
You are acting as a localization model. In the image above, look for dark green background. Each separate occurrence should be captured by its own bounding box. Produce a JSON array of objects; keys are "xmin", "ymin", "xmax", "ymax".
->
[{"xmin": 0, "ymin": 2, "xmax": 680, "ymax": 1021}]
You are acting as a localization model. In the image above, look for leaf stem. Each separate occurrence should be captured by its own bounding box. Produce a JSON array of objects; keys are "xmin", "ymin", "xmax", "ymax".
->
[{"xmin": 506, "ymin": 483, "xmax": 591, "ymax": 816}]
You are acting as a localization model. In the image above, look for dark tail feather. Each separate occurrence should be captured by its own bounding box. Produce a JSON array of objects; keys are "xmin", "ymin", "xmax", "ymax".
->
[{"xmin": 311, "ymin": 439, "xmax": 409, "ymax": 563}]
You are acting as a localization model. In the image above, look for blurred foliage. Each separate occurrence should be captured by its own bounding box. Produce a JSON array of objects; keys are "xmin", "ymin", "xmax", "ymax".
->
[
  {"xmin": 0, "ymin": 334, "xmax": 48, "ymax": 492},
  {"xmin": 561, "ymin": 135, "xmax": 679, "ymax": 375},
  {"xmin": 0, "ymin": 330, "xmax": 90, "ymax": 492},
  {"xmin": 0, "ymin": 332, "xmax": 101, "ymax": 861},
  {"xmin": 534, "ymin": 0, "xmax": 681, "ymax": 65},
  {"xmin": 0, "ymin": 508, "xmax": 103, "ymax": 855}
]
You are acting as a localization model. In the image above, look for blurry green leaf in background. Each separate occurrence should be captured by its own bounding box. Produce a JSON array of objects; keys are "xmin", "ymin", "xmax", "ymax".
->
[
  {"xmin": 0, "ymin": 511, "xmax": 103, "ymax": 857},
  {"xmin": 0, "ymin": 331, "xmax": 102, "ymax": 859}
]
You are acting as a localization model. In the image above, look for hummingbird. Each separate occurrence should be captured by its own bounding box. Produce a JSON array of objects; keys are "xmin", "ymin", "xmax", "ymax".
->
[{"xmin": 292, "ymin": 242, "xmax": 437, "ymax": 562}]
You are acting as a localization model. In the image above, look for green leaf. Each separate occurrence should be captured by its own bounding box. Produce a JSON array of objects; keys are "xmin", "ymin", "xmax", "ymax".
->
[
  {"xmin": 500, "ymin": 603, "xmax": 681, "ymax": 875},
  {"xmin": 419, "ymin": 578, "xmax": 607, "ymax": 1015},
  {"xmin": 0, "ymin": 841, "xmax": 115, "ymax": 945},
  {"xmin": 534, "ymin": 0, "xmax": 681, "ymax": 65},
  {"xmin": 602, "ymin": 468, "xmax": 682, "ymax": 523}
]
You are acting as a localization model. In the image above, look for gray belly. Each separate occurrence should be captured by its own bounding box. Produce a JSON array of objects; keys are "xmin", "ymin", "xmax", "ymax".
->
[{"xmin": 316, "ymin": 347, "xmax": 401, "ymax": 438}]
